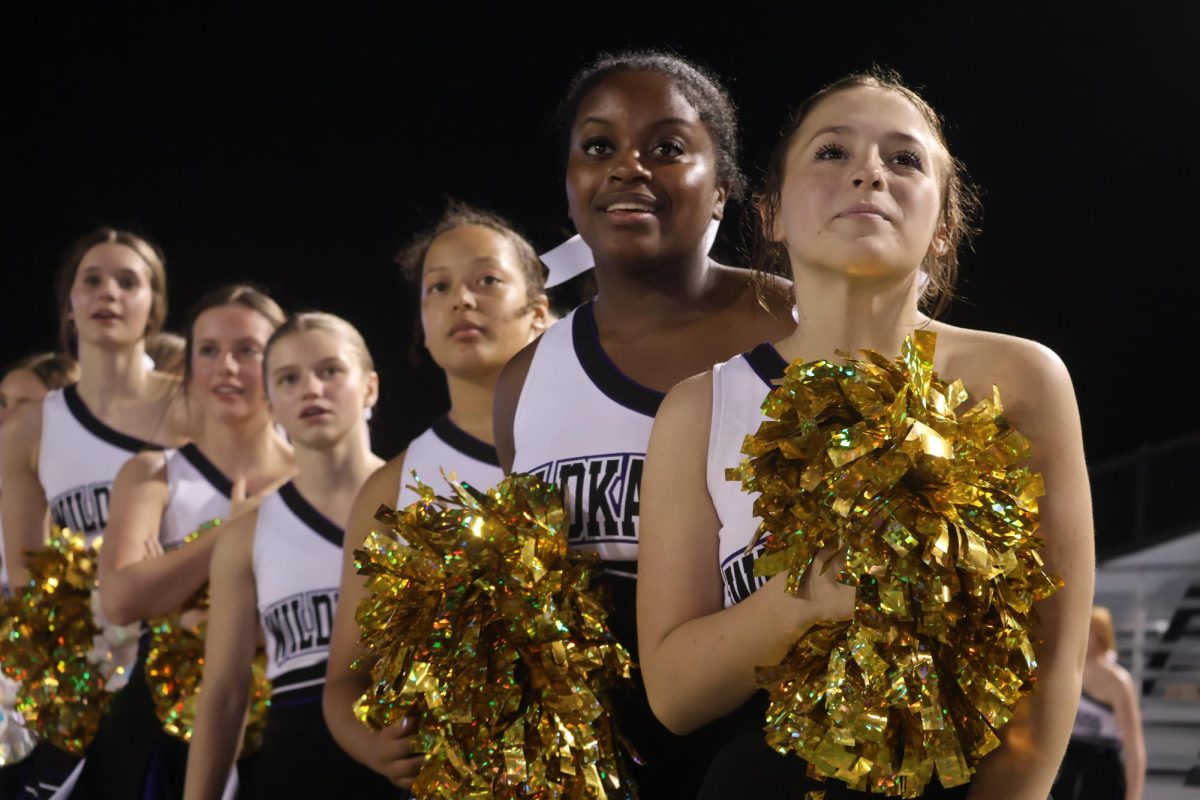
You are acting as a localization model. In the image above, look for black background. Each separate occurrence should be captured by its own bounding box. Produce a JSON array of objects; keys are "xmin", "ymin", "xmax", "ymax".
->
[{"xmin": 3, "ymin": 3, "xmax": 1197, "ymax": 550}]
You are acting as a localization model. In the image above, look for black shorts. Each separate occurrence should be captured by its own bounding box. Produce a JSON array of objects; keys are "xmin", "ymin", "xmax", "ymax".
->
[{"xmin": 1051, "ymin": 737, "xmax": 1125, "ymax": 800}]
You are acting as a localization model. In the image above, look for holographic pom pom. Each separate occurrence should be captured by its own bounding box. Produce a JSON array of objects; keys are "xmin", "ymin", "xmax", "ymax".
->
[
  {"xmin": 353, "ymin": 473, "xmax": 635, "ymax": 799},
  {"xmin": 730, "ymin": 331, "xmax": 1062, "ymax": 797}
]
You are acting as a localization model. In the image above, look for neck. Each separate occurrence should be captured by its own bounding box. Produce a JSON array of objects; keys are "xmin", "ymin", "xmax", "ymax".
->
[
  {"xmin": 75, "ymin": 340, "xmax": 150, "ymax": 411},
  {"xmin": 196, "ymin": 411, "xmax": 283, "ymax": 477},
  {"xmin": 290, "ymin": 426, "xmax": 380, "ymax": 502},
  {"xmin": 780, "ymin": 265, "xmax": 929, "ymax": 361},
  {"xmin": 444, "ymin": 372, "xmax": 497, "ymax": 445},
  {"xmin": 591, "ymin": 248, "xmax": 715, "ymax": 334}
]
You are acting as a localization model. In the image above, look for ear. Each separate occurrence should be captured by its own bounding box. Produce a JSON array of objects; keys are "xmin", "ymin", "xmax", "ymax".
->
[
  {"xmin": 527, "ymin": 296, "xmax": 552, "ymax": 339},
  {"xmin": 757, "ymin": 196, "xmax": 784, "ymax": 243},
  {"xmin": 363, "ymin": 371, "xmax": 381, "ymax": 411},
  {"xmin": 712, "ymin": 184, "xmax": 728, "ymax": 222},
  {"xmin": 928, "ymin": 222, "xmax": 950, "ymax": 258}
]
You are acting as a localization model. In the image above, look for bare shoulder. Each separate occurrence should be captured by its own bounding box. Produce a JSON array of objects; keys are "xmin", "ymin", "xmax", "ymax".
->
[
  {"xmin": 713, "ymin": 265, "xmax": 795, "ymax": 341},
  {"xmin": 119, "ymin": 449, "xmax": 170, "ymax": 482},
  {"xmin": 494, "ymin": 335, "xmax": 544, "ymax": 473},
  {"xmin": 928, "ymin": 322, "xmax": 1075, "ymax": 425},
  {"xmin": 358, "ymin": 452, "xmax": 408, "ymax": 511},
  {"xmin": 657, "ymin": 370, "xmax": 715, "ymax": 430},
  {"xmin": 143, "ymin": 372, "xmax": 189, "ymax": 444},
  {"xmin": 0, "ymin": 398, "xmax": 45, "ymax": 456}
]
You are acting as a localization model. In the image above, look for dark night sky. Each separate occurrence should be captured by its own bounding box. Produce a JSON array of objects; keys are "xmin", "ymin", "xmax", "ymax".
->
[{"xmin": 3, "ymin": 3, "xmax": 1197, "ymax": 549}]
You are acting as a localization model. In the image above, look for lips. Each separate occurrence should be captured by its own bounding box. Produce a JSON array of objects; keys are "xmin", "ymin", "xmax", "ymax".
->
[
  {"xmin": 213, "ymin": 384, "xmax": 244, "ymax": 396},
  {"xmin": 448, "ymin": 321, "xmax": 485, "ymax": 338},
  {"xmin": 299, "ymin": 405, "xmax": 329, "ymax": 419},
  {"xmin": 92, "ymin": 309, "xmax": 121, "ymax": 320},
  {"xmin": 597, "ymin": 192, "xmax": 660, "ymax": 215},
  {"xmin": 838, "ymin": 202, "xmax": 890, "ymax": 220}
]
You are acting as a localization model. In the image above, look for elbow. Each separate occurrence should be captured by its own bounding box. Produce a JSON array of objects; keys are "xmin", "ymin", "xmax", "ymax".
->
[
  {"xmin": 641, "ymin": 664, "xmax": 701, "ymax": 736},
  {"xmin": 99, "ymin": 584, "xmax": 141, "ymax": 627}
]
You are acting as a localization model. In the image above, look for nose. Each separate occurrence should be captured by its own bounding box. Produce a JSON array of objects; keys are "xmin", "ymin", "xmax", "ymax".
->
[
  {"xmin": 451, "ymin": 281, "xmax": 477, "ymax": 311},
  {"xmin": 301, "ymin": 369, "xmax": 322, "ymax": 398},
  {"xmin": 851, "ymin": 149, "xmax": 885, "ymax": 190},
  {"xmin": 218, "ymin": 349, "xmax": 238, "ymax": 374},
  {"xmin": 608, "ymin": 146, "xmax": 651, "ymax": 183}
]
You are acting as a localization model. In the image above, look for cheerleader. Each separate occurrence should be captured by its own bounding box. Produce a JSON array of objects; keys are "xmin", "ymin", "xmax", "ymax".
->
[
  {"xmin": 323, "ymin": 202, "xmax": 549, "ymax": 789},
  {"xmin": 0, "ymin": 227, "xmax": 186, "ymax": 799},
  {"xmin": 92, "ymin": 285, "xmax": 292, "ymax": 798},
  {"xmin": 637, "ymin": 69, "xmax": 1095, "ymax": 798},
  {"xmin": 0, "ymin": 352, "xmax": 80, "ymax": 588},
  {"xmin": 184, "ymin": 312, "xmax": 394, "ymax": 800},
  {"xmin": 1052, "ymin": 607, "xmax": 1146, "ymax": 800},
  {"xmin": 493, "ymin": 50, "xmax": 795, "ymax": 796}
]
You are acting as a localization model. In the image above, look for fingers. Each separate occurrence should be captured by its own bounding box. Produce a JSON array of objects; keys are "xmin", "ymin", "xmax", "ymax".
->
[
  {"xmin": 231, "ymin": 476, "xmax": 248, "ymax": 504},
  {"xmin": 386, "ymin": 754, "xmax": 425, "ymax": 788},
  {"xmin": 143, "ymin": 537, "xmax": 165, "ymax": 560}
]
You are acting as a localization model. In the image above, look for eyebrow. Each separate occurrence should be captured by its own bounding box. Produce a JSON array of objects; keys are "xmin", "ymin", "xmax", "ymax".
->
[
  {"xmin": 578, "ymin": 115, "xmax": 694, "ymax": 129},
  {"xmin": 805, "ymin": 125, "xmax": 927, "ymax": 149}
]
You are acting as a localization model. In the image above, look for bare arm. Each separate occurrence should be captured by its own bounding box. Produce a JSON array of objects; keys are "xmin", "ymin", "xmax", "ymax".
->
[
  {"xmin": 493, "ymin": 337, "xmax": 539, "ymax": 474},
  {"xmin": 183, "ymin": 513, "xmax": 258, "ymax": 800},
  {"xmin": 99, "ymin": 464, "xmax": 281, "ymax": 625},
  {"xmin": 967, "ymin": 344, "xmax": 1095, "ymax": 799},
  {"xmin": 1, "ymin": 402, "xmax": 49, "ymax": 588},
  {"xmin": 1111, "ymin": 666, "xmax": 1146, "ymax": 800},
  {"xmin": 638, "ymin": 373, "xmax": 854, "ymax": 734},
  {"xmin": 322, "ymin": 456, "xmax": 422, "ymax": 788}
]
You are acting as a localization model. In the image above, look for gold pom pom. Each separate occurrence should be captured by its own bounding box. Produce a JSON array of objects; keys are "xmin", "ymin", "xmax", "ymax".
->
[
  {"xmin": 0, "ymin": 528, "xmax": 112, "ymax": 754},
  {"xmin": 729, "ymin": 331, "xmax": 1062, "ymax": 797},
  {"xmin": 144, "ymin": 520, "xmax": 271, "ymax": 754},
  {"xmin": 353, "ymin": 473, "xmax": 635, "ymax": 799}
]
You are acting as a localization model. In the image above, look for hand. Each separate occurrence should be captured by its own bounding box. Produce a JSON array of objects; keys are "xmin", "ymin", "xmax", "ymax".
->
[
  {"xmin": 363, "ymin": 716, "xmax": 424, "ymax": 789},
  {"xmin": 179, "ymin": 608, "xmax": 208, "ymax": 631},
  {"xmin": 143, "ymin": 537, "xmax": 165, "ymax": 560},
  {"xmin": 227, "ymin": 474, "xmax": 293, "ymax": 523},
  {"xmin": 763, "ymin": 546, "xmax": 857, "ymax": 639}
]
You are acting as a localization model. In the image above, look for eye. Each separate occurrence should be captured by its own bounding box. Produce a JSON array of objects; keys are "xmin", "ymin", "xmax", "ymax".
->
[
  {"xmin": 238, "ymin": 344, "xmax": 263, "ymax": 359},
  {"xmin": 651, "ymin": 140, "xmax": 684, "ymax": 158},
  {"xmin": 319, "ymin": 365, "xmax": 342, "ymax": 379},
  {"xmin": 83, "ymin": 274, "xmax": 102, "ymax": 287},
  {"xmin": 277, "ymin": 372, "xmax": 298, "ymax": 387},
  {"xmin": 581, "ymin": 137, "xmax": 613, "ymax": 157},
  {"xmin": 197, "ymin": 343, "xmax": 218, "ymax": 358},
  {"xmin": 426, "ymin": 281, "xmax": 448, "ymax": 295},
  {"xmin": 118, "ymin": 275, "xmax": 139, "ymax": 290},
  {"xmin": 892, "ymin": 150, "xmax": 924, "ymax": 170},
  {"xmin": 479, "ymin": 275, "xmax": 502, "ymax": 287},
  {"xmin": 815, "ymin": 142, "xmax": 847, "ymax": 161},
  {"xmin": 0, "ymin": 397, "xmax": 7, "ymax": 411}
]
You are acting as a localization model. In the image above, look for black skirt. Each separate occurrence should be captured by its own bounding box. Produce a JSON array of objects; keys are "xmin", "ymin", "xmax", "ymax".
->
[
  {"xmin": 237, "ymin": 685, "xmax": 403, "ymax": 800},
  {"xmin": 1050, "ymin": 737, "xmax": 1125, "ymax": 800}
]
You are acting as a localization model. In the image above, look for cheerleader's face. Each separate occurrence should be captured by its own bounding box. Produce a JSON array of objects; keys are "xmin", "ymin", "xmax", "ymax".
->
[
  {"xmin": 774, "ymin": 86, "xmax": 947, "ymax": 282},
  {"xmin": 420, "ymin": 225, "xmax": 548, "ymax": 379},
  {"xmin": 566, "ymin": 70, "xmax": 726, "ymax": 271},
  {"xmin": 0, "ymin": 369, "xmax": 48, "ymax": 428},
  {"xmin": 68, "ymin": 243, "xmax": 156, "ymax": 350},
  {"xmin": 189, "ymin": 304, "xmax": 275, "ymax": 423},
  {"xmin": 266, "ymin": 329, "xmax": 378, "ymax": 448}
]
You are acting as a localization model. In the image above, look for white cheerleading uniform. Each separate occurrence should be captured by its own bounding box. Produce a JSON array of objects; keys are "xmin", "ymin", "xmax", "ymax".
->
[
  {"xmin": 707, "ymin": 343, "xmax": 788, "ymax": 608},
  {"xmin": 1071, "ymin": 691, "xmax": 1123, "ymax": 747},
  {"xmin": 253, "ymin": 483, "xmax": 342, "ymax": 697},
  {"xmin": 512, "ymin": 303, "xmax": 658, "ymax": 575},
  {"xmin": 396, "ymin": 415, "xmax": 502, "ymax": 507},
  {"xmin": 160, "ymin": 443, "xmax": 233, "ymax": 549},
  {"xmin": 38, "ymin": 384, "xmax": 159, "ymax": 542}
]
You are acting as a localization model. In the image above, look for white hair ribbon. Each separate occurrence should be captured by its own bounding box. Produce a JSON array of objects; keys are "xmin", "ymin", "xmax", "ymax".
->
[{"xmin": 541, "ymin": 217, "xmax": 722, "ymax": 288}]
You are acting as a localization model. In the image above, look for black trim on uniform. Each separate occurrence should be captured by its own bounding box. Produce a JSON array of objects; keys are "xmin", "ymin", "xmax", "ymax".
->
[
  {"xmin": 278, "ymin": 482, "xmax": 343, "ymax": 548},
  {"xmin": 1082, "ymin": 690, "xmax": 1116, "ymax": 713},
  {"xmin": 743, "ymin": 343, "xmax": 788, "ymax": 388},
  {"xmin": 431, "ymin": 416, "xmax": 500, "ymax": 468},
  {"xmin": 178, "ymin": 444, "xmax": 233, "ymax": 497},
  {"xmin": 62, "ymin": 384, "xmax": 160, "ymax": 453},
  {"xmin": 271, "ymin": 661, "xmax": 328, "ymax": 693},
  {"xmin": 572, "ymin": 302, "xmax": 665, "ymax": 418}
]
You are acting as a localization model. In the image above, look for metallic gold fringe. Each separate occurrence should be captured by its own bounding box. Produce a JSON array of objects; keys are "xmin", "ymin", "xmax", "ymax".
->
[
  {"xmin": 729, "ymin": 331, "xmax": 1062, "ymax": 797},
  {"xmin": 353, "ymin": 473, "xmax": 635, "ymax": 799}
]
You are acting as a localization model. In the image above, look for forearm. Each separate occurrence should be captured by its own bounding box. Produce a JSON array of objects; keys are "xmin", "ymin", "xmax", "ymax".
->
[
  {"xmin": 323, "ymin": 671, "xmax": 377, "ymax": 768},
  {"xmin": 103, "ymin": 536, "xmax": 219, "ymax": 624},
  {"xmin": 184, "ymin": 677, "xmax": 249, "ymax": 800},
  {"xmin": 643, "ymin": 586, "xmax": 814, "ymax": 735},
  {"xmin": 966, "ymin": 662, "xmax": 1082, "ymax": 800},
  {"xmin": 1123, "ymin": 742, "xmax": 1146, "ymax": 800}
]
